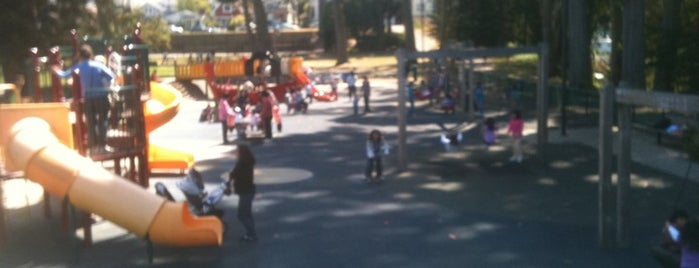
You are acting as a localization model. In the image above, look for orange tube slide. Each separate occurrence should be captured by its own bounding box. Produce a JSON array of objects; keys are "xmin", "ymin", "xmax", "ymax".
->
[
  {"xmin": 5, "ymin": 118, "xmax": 222, "ymax": 246},
  {"xmin": 147, "ymin": 82, "xmax": 194, "ymax": 171}
]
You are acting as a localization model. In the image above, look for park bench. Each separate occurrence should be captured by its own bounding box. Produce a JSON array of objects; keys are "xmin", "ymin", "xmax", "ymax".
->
[{"xmin": 633, "ymin": 112, "xmax": 696, "ymax": 147}]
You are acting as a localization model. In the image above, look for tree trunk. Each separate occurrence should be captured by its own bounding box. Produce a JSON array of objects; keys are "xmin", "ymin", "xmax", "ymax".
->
[
  {"xmin": 567, "ymin": 0, "xmax": 592, "ymax": 91},
  {"xmin": 242, "ymin": 0, "xmax": 257, "ymax": 48},
  {"xmin": 610, "ymin": 1, "xmax": 623, "ymax": 87},
  {"xmin": 95, "ymin": 0, "xmax": 115, "ymax": 41},
  {"xmin": 622, "ymin": 0, "xmax": 645, "ymax": 89},
  {"xmin": 540, "ymin": 0, "xmax": 552, "ymax": 73},
  {"xmin": 333, "ymin": 0, "xmax": 348, "ymax": 65},
  {"xmin": 252, "ymin": 0, "xmax": 273, "ymax": 52},
  {"xmin": 653, "ymin": 0, "xmax": 680, "ymax": 91},
  {"xmin": 438, "ymin": 0, "xmax": 449, "ymax": 49},
  {"xmin": 402, "ymin": 0, "xmax": 416, "ymax": 51}
]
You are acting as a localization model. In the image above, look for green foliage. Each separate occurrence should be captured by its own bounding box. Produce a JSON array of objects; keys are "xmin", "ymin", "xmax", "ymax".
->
[
  {"xmin": 179, "ymin": 0, "xmax": 211, "ymax": 14},
  {"xmin": 433, "ymin": 0, "xmax": 541, "ymax": 47},
  {"xmin": 296, "ymin": 0, "xmax": 312, "ymax": 28},
  {"xmin": 319, "ymin": 0, "xmax": 403, "ymax": 52},
  {"xmin": 140, "ymin": 19, "xmax": 172, "ymax": 52},
  {"xmin": 228, "ymin": 15, "xmax": 246, "ymax": 30},
  {"xmin": 318, "ymin": 3, "xmax": 336, "ymax": 52},
  {"xmin": 355, "ymin": 33, "xmax": 405, "ymax": 52}
]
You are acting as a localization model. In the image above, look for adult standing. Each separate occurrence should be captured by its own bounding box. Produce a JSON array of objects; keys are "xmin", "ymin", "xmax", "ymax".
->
[
  {"xmin": 260, "ymin": 90, "xmax": 275, "ymax": 139},
  {"xmin": 227, "ymin": 144, "xmax": 258, "ymax": 241},
  {"xmin": 53, "ymin": 44, "xmax": 115, "ymax": 154},
  {"xmin": 218, "ymin": 93, "xmax": 234, "ymax": 144},
  {"xmin": 361, "ymin": 75, "xmax": 371, "ymax": 113}
]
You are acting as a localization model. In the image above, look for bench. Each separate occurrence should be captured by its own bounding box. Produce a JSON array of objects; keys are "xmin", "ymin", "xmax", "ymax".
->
[{"xmin": 635, "ymin": 113, "xmax": 696, "ymax": 147}]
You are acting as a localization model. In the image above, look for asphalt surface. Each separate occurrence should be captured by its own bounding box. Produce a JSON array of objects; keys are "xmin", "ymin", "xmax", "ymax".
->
[{"xmin": 2, "ymin": 78, "xmax": 698, "ymax": 268}]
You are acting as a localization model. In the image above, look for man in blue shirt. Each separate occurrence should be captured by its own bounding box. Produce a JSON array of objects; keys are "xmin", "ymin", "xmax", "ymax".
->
[{"xmin": 53, "ymin": 44, "xmax": 115, "ymax": 154}]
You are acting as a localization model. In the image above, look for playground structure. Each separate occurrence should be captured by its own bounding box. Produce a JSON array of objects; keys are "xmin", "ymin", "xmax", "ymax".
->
[
  {"xmin": 174, "ymin": 51, "xmax": 337, "ymax": 108},
  {"xmin": 395, "ymin": 46, "xmax": 550, "ymax": 171},
  {"xmin": 0, "ymin": 25, "xmax": 222, "ymax": 255}
]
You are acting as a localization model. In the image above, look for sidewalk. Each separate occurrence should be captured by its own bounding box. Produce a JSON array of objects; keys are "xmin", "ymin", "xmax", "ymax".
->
[{"xmin": 547, "ymin": 126, "xmax": 698, "ymax": 181}]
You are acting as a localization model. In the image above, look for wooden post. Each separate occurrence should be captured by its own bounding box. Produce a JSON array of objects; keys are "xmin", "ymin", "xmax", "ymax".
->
[
  {"xmin": 30, "ymin": 47, "xmax": 43, "ymax": 102},
  {"xmin": 468, "ymin": 58, "xmax": 475, "ymax": 119},
  {"xmin": 598, "ymin": 83, "xmax": 616, "ymax": 248},
  {"xmin": 48, "ymin": 46, "xmax": 65, "ymax": 102},
  {"xmin": 536, "ymin": 43, "xmax": 550, "ymax": 153},
  {"xmin": 396, "ymin": 49, "xmax": 408, "ymax": 171},
  {"xmin": 617, "ymin": 97, "xmax": 632, "ymax": 248},
  {"xmin": 458, "ymin": 59, "xmax": 466, "ymax": 113}
]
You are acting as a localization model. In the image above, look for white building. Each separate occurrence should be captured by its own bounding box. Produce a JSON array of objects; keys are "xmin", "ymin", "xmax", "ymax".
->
[{"xmin": 412, "ymin": 0, "xmax": 434, "ymax": 17}]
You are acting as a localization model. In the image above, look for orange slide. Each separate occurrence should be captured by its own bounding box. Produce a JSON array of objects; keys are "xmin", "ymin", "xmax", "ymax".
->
[
  {"xmin": 146, "ymin": 82, "xmax": 194, "ymax": 173},
  {"xmin": 0, "ymin": 110, "xmax": 222, "ymax": 247}
]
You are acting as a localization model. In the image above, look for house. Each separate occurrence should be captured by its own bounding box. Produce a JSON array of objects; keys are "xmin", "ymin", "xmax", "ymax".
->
[
  {"xmin": 213, "ymin": 2, "xmax": 242, "ymax": 28},
  {"xmin": 141, "ymin": 2, "xmax": 167, "ymax": 19},
  {"xmin": 164, "ymin": 10, "xmax": 200, "ymax": 30}
]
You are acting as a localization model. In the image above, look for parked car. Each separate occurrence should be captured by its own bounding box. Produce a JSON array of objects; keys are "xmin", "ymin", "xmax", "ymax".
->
[{"xmin": 169, "ymin": 25, "xmax": 184, "ymax": 34}]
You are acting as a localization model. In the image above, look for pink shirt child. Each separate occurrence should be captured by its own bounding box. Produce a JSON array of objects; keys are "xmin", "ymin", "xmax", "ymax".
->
[
  {"xmin": 219, "ymin": 96, "xmax": 233, "ymax": 120},
  {"xmin": 507, "ymin": 117, "xmax": 524, "ymax": 138}
]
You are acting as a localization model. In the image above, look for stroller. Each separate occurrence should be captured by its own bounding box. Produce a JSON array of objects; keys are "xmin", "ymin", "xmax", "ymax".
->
[{"xmin": 155, "ymin": 168, "xmax": 230, "ymax": 219}]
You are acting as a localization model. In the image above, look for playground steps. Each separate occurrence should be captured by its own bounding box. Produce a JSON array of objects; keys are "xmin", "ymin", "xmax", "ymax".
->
[{"xmin": 169, "ymin": 81, "xmax": 207, "ymax": 101}]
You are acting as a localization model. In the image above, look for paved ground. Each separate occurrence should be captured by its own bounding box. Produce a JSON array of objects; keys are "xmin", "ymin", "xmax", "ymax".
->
[{"xmin": 2, "ymin": 78, "xmax": 699, "ymax": 267}]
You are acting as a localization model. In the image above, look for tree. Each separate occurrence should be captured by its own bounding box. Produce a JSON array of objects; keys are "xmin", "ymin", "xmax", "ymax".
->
[
  {"xmin": 567, "ymin": 0, "xmax": 593, "ymax": 91},
  {"xmin": 332, "ymin": 0, "xmax": 349, "ymax": 65},
  {"xmin": 251, "ymin": 0, "xmax": 273, "ymax": 52},
  {"xmin": 609, "ymin": 1, "xmax": 623, "ymax": 86},
  {"xmin": 621, "ymin": 0, "xmax": 645, "ymax": 89},
  {"xmin": 0, "ymin": 1, "xmax": 84, "ymax": 84},
  {"xmin": 653, "ymin": 0, "xmax": 681, "ymax": 91},
  {"xmin": 401, "ymin": 0, "xmax": 416, "ymax": 51},
  {"xmin": 242, "ymin": 0, "xmax": 256, "ymax": 43}
]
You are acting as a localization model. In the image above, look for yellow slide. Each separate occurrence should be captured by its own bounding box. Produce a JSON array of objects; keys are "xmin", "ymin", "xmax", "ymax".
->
[
  {"xmin": 0, "ymin": 114, "xmax": 222, "ymax": 247},
  {"xmin": 146, "ymin": 82, "xmax": 194, "ymax": 172}
]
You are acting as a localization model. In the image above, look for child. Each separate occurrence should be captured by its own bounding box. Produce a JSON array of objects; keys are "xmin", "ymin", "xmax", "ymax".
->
[
  {"xmin": 352, "ymin": 90, "xmax": 360, "ymax": 115},
  {"xmin": 440, "ymin": 92, "xmax": 455, "ymax": 114},
  {"xmin": 199, "ymin": 103, "xmax": 214, "ymax": 123},
  {"xmin": 507, "ymin": 110, "xmax": 524, "ymax": 162},
  {"xmin": 483, "ymin": 117, "xmax": 496, "ymax": 148},
  {"xmin": 365, "ymin": 129, "xmax": 389, "ymax": 184}
]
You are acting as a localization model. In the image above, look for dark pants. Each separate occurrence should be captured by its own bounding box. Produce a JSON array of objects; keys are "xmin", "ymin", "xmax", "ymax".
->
[
  {"xmin": 221, "ymin": 119, "xmax": 229, "ymax": 144},
  {"xmin": 348, "ymin": 85, "xmax": 356, "ymax": 100},
  {"xmin": 365, "ymin": 157, "xmax": 383, "ymax": 179},
  {"xmin": 364, "ymin": 95, "xmax": 370, "ymax": 112},
  {"xmin": 262, "ymin": 116, "xmax": 273, "ymax": 139},
  {"xmin": 84, "ymin": 96, "xmax": 110, "ymax": 148},
  {"xmin": 237, "ymin": 192, "xmax": 256, "ymax": 238}
]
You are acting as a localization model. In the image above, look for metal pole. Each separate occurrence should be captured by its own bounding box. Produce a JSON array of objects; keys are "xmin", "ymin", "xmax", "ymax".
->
[
  {"xmin": 616, "ymin": 92, "xmax": 631, "ymax": 248},
  {"xmin": 420, "ymin": 0, "xmax": 425, "ymax": 51},
  {"xmin": 598, "ymin": 83, "xmax": 616, "ymax": 248},
  {"xmin": 458, "ymin": 59, "xmax": 465, "ymax": 112},
  {"xmin": 468, "ymin": 58, "xmax": 475, "ymax": 119},
  {"xmin": 536, "ymin": 43, "xmax": 550, "ymax": 152},
  {"xmin": 396, "ymin": 49, "xmax": 408, "ymax": 171}
]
